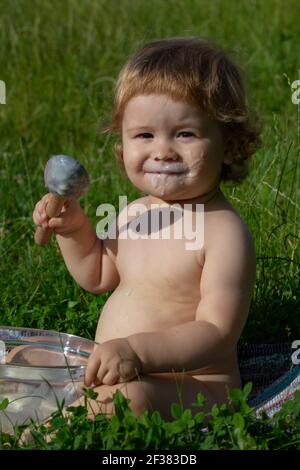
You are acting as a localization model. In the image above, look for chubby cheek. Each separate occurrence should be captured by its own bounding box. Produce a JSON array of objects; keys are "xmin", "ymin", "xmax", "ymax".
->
[
  {"xmin": 194, "ymin": 141, "xmax": 223, "ymax": 172},
  {"xmin": 123, "ymin": 160, "xmax": 142, "ymax": 183},
  {"xmin": 183, "ymin": 148, "xmax": 223, "ymax": 192},
  {"xmin": 123, "ymin": 162, "xmax": 140, "ymax": 187},
  {"xmin": 122, "ymin": 149, "xmax": 145, "ymax": 189},
  {"xmin": 183, "ymin": 146, "xmax": 209, "ymax": 180},
  {"xmin": 123, "ymin": 142, "xmax": 140, "ymax": 169}
]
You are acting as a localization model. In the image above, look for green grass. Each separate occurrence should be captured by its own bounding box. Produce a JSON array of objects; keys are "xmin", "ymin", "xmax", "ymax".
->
[
  {"xmin": 2, "ymin": 386, "xmax": 300, "ymax": 450},
  {"xmin": 0, "ymin": 0, "xmax": 299, "ymax": 451},
  {"xmin": 0, "ymin": 0, "xmax": 299, "ymax": 342}
]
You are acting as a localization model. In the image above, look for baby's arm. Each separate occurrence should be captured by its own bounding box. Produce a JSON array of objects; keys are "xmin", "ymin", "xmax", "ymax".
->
[
  {"xmin": 128, "ymin": 216, "xmax": 256, "ymax": 374},
  {"xmin": 56, "ymin": 222, "xmax": 119, "ymax": 294},
  {"xmin": 33, "ymin": 195, "xmax": 119, "ymax": 293}
]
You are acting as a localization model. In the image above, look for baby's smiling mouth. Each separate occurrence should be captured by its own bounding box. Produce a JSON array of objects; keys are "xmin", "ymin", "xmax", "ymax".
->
[{"xmin": 143, "ymin": 161, "xmax": 188, "ymax": 175}]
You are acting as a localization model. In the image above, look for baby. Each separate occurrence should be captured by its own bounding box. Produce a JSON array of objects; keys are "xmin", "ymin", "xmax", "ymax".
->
[{"xmin": 33, "ymin": 37, "xmax": 260, "ymax": 420}]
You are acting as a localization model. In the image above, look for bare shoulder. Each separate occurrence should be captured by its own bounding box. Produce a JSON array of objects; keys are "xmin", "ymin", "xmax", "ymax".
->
[
  {"xmin": 205, "ymin": 193, "xmax": 255, "ymax": 254},
  {"xmin": 104, "ymin": 196, "xmax": 148, "ymax": 255},
  {"xmin": 202, "ymin": 192, "xmax": 256, "ymax": 296}
]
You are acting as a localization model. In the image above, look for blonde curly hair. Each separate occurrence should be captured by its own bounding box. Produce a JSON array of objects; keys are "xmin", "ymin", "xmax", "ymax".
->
[{"xmin": 103, "ymin": 37, "xmax": 261, "ymax": 184}]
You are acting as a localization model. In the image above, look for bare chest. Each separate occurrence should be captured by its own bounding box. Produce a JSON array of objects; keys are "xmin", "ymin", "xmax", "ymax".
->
[
  {"xmin": 115, "ymin": 203, "xmax": 203, "ymax": 294},
  {"xmin": 116, "ymin": 235, "xmax": 203, "ymax": 298}
]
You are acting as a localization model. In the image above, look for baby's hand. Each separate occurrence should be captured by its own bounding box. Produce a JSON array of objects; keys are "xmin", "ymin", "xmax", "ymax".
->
[
  {"xmin": 32, "ymin": 193, "xmax": 87, "ymax": 236},
  {"xmin": 85, "ymin": 338, "xmax": 143, "ymax": 387}
]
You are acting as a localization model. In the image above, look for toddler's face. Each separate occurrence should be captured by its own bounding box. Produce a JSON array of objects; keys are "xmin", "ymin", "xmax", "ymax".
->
[{"xmin": 121, "ymin": 94, "xmax": 226, "ymax": 201}]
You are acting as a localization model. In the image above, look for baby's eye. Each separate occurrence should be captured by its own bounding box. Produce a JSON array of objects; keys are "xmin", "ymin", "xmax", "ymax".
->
[
  {"xmin": 135, "ymin": 133, "xmax": 153, "ymax": 139},
  {"xmin": 177, "ymin": 131, "xmax": 195, "ymax": 138}
]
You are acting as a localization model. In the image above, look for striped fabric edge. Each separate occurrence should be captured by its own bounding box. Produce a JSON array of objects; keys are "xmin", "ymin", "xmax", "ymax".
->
[{"xmin": 249, "ymin": 365, "xmax": 300, "ymax": 418}]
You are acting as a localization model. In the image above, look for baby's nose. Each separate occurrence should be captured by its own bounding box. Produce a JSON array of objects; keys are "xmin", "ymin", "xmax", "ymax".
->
[
  {"xmin": 154, "ymin": 153, "xmax": 178, "ymax": 161},
  {"xmin": 151, "ymin": 137, "xmax": 178, "ymax": 160}
]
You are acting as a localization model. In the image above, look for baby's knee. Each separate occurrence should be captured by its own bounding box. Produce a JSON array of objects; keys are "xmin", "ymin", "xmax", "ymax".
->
[
  {"xmin": 104, "ymin": 380, "xmax": 151, "ymax": 417},
  {"xmin": 86, "ymin": 381, "xmax": 151, "ymax": 418},
  {"xmin": 125, "ymin": 382, "xmax": 151, "ymax": 416}
]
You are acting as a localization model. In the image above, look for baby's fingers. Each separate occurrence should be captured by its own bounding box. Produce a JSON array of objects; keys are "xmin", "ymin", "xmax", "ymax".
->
[
  {"xmin": 47, "ymin": 215, "xmax": 65, "ymax": 229},
  {"xmin": 33, "ymin": 194, "xmax": 53, "ymax": 224},
  {"xmin": 85, "ymin": 354, "xmax": 102, "ymax": 387},
  {"xmin": 33, "ymin": 200, "xmax": 49, "ymax": 227},
  {"xmin": 101, "ymin": 370, "xmax": 119, "ymax": 386},
  {"xmin": 47, "ymin": 209, "xmax": 75, "ymax": 232},
  {"xmin": 38, "ymin": 194, "xmax": 52, "ymax": 213}
]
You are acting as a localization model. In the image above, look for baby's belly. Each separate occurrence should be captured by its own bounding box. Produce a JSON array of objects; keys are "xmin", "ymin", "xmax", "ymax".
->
[
  {"xmin": 95, "ymin": 283, "xmax": 199, "ymax": 343},
  {"xmin": 95, "ymin": 284, "xmax": 240, "ymax": 379}
]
